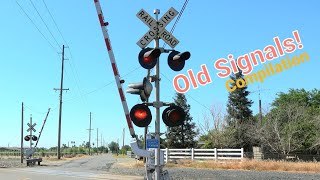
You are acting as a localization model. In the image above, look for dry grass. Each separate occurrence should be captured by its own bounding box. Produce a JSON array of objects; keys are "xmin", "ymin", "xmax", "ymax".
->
[
  {"xmin": 112, "ymin": 154, "xmax": 128, "ymax": 158},
  {"xmin": 167, "ymin": 159, "xmax": 320, "ymax": 173}
]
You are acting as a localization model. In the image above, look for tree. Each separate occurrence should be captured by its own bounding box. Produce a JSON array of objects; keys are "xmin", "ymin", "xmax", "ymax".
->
[
  {"xmin": 108, "ymin": 141, "xmax": 119, "ymax": 153},
  {"xmin": 226, "ymin": 70, "xmax": 253, "ymax": 124},
  {"xmin": 198, "ymin": 104, "xmax": 235, "ymax": 148},
  {"xmin": 256, "ymin": 101, "xmax": 319, "ymax": 155},
  {"xmin": 256, "ymin": 89, "xmax": 320, "ymax": 154},
  {"xmin": 226, "ymin": 70, "xmax": 254, "ymax": 150},
  {"xmin": 165, "ymin": 93, "xmax": 199, "ymax": 148}
]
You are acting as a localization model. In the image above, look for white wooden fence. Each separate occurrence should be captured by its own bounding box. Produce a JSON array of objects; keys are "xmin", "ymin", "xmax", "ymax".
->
[{"xmin": 161, "ymin": 148, "xmax": 243, "ymax": 163}]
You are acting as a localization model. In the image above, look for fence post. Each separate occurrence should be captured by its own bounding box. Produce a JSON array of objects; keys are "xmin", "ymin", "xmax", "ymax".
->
[
  {"xmin": 165, "ymin": 148, "xmax": 168, "ymax": 163},
  {"xmin": 214, "ymin": 148, "xmax": 217, "ymax": 161},
  {"xmin": 241, "ymin": 148, "xmax": 244, "ymax": 160},
  {"xmin": 191, "ymin": 148, "xmax": 194, "ymax": 161}
]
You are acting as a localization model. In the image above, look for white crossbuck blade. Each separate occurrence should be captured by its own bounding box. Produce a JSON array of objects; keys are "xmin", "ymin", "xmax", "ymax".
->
[{"xmin": 136, "ymin": 7, "xmax": 180, "ymax": 48}]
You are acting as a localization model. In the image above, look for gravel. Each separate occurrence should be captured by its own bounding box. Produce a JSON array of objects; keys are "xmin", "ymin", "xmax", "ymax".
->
[
  {"xmin": 109, "ymin": 157, "xmax": 320, "ymax": 180},
  {"xmin": 0, "ymin": 158, "xmax": 26, "ymax": 168}
]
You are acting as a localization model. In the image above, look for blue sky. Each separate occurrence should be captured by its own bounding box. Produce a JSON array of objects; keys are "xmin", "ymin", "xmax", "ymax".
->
[{"xmin": 1, "ymin": 0, "xmax": 319, "ymax": 148}]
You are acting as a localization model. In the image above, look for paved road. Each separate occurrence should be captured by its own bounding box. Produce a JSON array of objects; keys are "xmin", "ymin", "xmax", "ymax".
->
[{"xmin": 0, "ymin": 154, "xmax": 143, "ymax": 180}]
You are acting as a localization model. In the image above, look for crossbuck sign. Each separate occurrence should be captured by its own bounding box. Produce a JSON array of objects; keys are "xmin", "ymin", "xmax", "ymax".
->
[
  {"xmin": 136, "ymin": 7, "xmax": 180, "ymax": 49},
  {"xmin": 27, "ymin": 122, "xmax": 37, "ymax": 132}
]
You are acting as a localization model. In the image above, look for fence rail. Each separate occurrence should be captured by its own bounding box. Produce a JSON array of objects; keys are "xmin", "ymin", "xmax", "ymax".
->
[{"xmin": 161, "ymin": 148, "xmax": 243, "ymax": 163}]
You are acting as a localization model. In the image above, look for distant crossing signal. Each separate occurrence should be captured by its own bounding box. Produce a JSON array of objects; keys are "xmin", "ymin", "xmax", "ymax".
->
[
  {"xmin": 32, "ymin": 135, "xmax": 38, "ymax": 141},
  {"xmin": 24, "ymin": 136, "xmax": 30, "ymax": 141}
]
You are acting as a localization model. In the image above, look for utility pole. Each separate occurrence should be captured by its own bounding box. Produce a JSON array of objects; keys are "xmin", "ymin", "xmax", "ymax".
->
[
  {"xmin": 54, "ymin": 45, "xmax": 69, "ymax": 159},
  {"xmin": 251, "ymin": 86, "xmax": 270, "ymax": 125},
  {"xmin": 122, "ymin": 128, "xmax": 125, "ymax": 149},
  {"xmin": 97, "ymin": 128, "xmax": 98, "ymax": 154},
  {"xmin": 20, "ymin": 102, "xmax": 24, "ymax": 163},
  {"xmin": 87, "ymin": 112, "xmax": 93, "ymax": 155}
]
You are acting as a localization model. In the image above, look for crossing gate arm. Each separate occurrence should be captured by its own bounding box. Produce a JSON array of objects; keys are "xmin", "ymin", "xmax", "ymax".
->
[{"xmin": 93, "ymin": 0, "xmax": 136, "ymax": 138}]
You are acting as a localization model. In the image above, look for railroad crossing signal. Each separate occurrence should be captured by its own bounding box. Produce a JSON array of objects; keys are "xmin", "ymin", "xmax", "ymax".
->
[
  {"xmin": 138, "ymin": 48, "xmax": 161, "ymax": 69},
  {"xmin": 27, "ymin": 123, "xmax": 37, "ymax": 132},
  {"xmin": 136, "ymin": 7, "xmax": 180, "ymax": 48},
  {"xmin": 130, "ymin": 104, "xmax": 152, "ymax": 127},
  {"xmin": 24, "ymin": 136, "xmax": 30, "ymax": 141},
  {"xmin": 24, "ymin": 135, "xmax": 38, "ymax": 141},
  {"xmin": 162, "ymin": 105, "xmax": 186, "ymax": 127}
]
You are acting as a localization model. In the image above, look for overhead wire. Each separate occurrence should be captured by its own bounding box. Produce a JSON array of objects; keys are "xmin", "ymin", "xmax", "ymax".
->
[
  {"xmin": 160, "ymin": 72, "xmax": 212, "ymax": 113},
  {"xmin": 64, "ymin": 66, "xmax": 141, "ymax": 103},
  {"xmin": 42, "ymin": 0, "xmax": 68, "ymax": 46},
  {"xmin": 162, "ymin": 0, "xmax": 189, "ymax": 48},
  {"xmin": 28, "ymin": 0, "xmax": 61, "ymax": 49},
  {"xmin": 39, "ymin": 0, "xmax": 90, "ymax": 109},
  {"xmin": 16, "ymin": 1, "xmax": 58, "ymax": 53}
]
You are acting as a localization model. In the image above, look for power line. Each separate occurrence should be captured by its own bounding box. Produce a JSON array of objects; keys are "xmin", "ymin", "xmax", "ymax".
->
[
  {"xmin": 42, "ymin": 0, "xmax": 68, "ymax": 46},
  {"xmin": 63, "ymin": 66, "xmax": 141, "ymax": 103},
  {"xmin": 41, "ymin": 0, "xmax": 90, "ymax": 110},
  {"xmin": 28, "ymin": 0, "xmax": 61, "ymax": 49},
  {"xmin": 163, "ymin": 0, "xmax": 190, "ymax": 48},
  {"xmin": 16, "ymin": 1, "xmax": 58, "ymax": 53},
  {"xmin": 160, "ymin": 72, "xmax": 211, "ymax": 113}
]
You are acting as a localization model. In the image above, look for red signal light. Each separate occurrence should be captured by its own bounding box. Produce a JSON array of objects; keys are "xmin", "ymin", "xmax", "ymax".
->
[
  {"xmin": 134, "ymin": 109, "xmax": 148, "ymax": 120},
  {"xmin": 162, "ymin": 105, "xmax": 185, "ymax": 127},
  {"xmin": 143, "ymin": 56, "xmax": 152, "ymax": 64},
  {"xmin": 130, "ymin": 104, "xmax": 152, "ymax": 127},
  {"xmin": 138, "ymin": 48, "xmax": 161, "ymax": 69},
  {"xmin": 168, "ymin": 110, "xmax": 181, "ymax": 122},
  {"xmin": 24, "ymin": 136, "xmax": 30, "ymax": 141}
]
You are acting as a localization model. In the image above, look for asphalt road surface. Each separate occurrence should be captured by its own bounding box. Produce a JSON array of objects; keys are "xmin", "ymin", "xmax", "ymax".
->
[{"xmin": 0, "ymin": 154, "xmax": 143, "ymax": 180}]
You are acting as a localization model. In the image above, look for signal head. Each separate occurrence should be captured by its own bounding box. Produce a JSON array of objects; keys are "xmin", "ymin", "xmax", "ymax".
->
[
  {"xmin": 24, "ymin": 136, "xmax": 30, "ymax": 141},
  {"xmin": 168, "ymin": 50, "xmax": 191, "ymax": 71},
  {"xmin": 32, "ymin": 135, "xmax": 38, "ymax": 141},
  {"xmin": 130, "ymin": 104, "xmax": 152, "ymax": 127},
  {"xmin": 162, "ymin": 105, "xmax": 186, "ymax": 127},
  {"xmin": 139, "ymin": 48, "xmax": 161, "ymax": 69},
  {"xmin": 126, "ymin": 77, "xmax": 153, "ymax": 102}
]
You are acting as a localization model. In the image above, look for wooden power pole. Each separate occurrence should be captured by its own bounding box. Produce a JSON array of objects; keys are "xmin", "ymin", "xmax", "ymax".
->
[
  {"xmin": 54, "ymin": 45, "xmax": 69, "ymax": 159},
  {"xmin": 20, "ymin": 102, "xmax": 24, "ymax": 163}
]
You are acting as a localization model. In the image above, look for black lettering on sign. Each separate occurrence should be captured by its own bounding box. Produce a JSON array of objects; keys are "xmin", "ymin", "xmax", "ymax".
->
[
  {"xmin": 144, "ymin": 35, "xmax": 150, "ymax": 41},
  {"xmin": 140, "ymin": 40, "xmax": 146, "ymax": 46},
  {"xmin": 161, "ymin": 15, "xmax": 171, "ymax": 24},
  {"xmin": 168, "ymin": 10, "xmax": 176, "ymax": 16},
  {"xmin": 158, "ymin": 22, "xmax": 164, "ymax": 29},
  {"xmin": 141, "ymin": 16, "xmax": 154, "ymax": 26},
  {"xmin": 148, "ymin": 31, "xmax": 155, "ymax": 37},
  {"xmin": 160, "ymin": 30, "xmax": 179, "ymax": 47},
  {"xmin": 138, "ymin": 11, "xmax": 145, "ymax": 17}
]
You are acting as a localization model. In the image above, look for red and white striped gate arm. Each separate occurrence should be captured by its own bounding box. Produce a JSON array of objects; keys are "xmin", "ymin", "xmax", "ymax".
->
[{"xmin": 93, "ymin": 0, "xmax": 136, "ymax": 138}]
